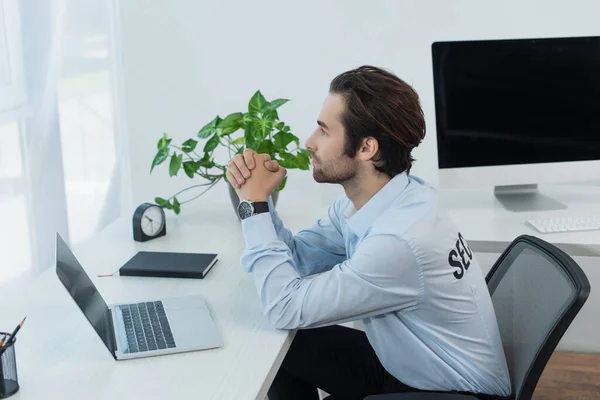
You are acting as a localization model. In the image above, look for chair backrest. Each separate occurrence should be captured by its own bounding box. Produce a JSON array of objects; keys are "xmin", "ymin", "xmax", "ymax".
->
[{"xmin": 486, "ymin": 235, "xmax": 591, "ymax": 400}]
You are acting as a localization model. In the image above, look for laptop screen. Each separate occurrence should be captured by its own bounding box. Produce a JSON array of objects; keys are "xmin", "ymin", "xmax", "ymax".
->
[{"xmin": 55, "ymin": 233, "xmax": 116, "ymax": 356}]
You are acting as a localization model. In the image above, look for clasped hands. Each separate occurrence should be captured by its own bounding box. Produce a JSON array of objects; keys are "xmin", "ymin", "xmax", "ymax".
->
[{"xmin": 226, "ymin": 149, "xmax": 287, "ymax": 202}]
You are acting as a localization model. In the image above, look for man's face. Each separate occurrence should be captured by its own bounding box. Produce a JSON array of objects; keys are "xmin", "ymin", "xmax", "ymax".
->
[{"xmin": 305, "ymin": 94, "xmax": 359, "ymax": 184}]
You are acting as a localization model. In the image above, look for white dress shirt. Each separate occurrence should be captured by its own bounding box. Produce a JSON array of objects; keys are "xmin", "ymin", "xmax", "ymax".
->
[{"xmin": 240, "ymin": 172, "xmax": 511, "ymax": 396}]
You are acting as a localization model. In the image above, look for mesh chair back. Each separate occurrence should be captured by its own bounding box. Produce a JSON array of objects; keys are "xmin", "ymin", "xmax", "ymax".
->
[{"xmin": 486, "ymin": 235, "xmax": 590, "ymax": 400}]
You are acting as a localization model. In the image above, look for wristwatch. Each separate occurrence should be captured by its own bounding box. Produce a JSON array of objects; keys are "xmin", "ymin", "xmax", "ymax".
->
[{"xmin": 237, "ymin": 200, "xmax": 269, "ymax": 220}]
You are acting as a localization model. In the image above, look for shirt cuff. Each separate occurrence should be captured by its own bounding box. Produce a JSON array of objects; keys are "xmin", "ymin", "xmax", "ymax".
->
[{"xmin": 241, "ymin": 212, "xmax": 278, "ymax": 248}]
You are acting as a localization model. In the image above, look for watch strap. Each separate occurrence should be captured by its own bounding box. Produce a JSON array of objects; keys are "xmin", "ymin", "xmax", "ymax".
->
[{"xmin": 251, "ymin": 201, "xmax": 269, "ymax": 215}]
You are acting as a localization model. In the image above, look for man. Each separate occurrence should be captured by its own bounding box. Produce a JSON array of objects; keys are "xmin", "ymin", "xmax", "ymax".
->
[{"xmin": 226, "ymin": 66, "xmax": 511, "ymax": 400}]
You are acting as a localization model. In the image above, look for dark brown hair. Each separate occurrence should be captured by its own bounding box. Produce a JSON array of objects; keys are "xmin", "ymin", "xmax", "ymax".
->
[{"xmin": 329, "ymin": 65, "xmax": 426, "ymax": 176}]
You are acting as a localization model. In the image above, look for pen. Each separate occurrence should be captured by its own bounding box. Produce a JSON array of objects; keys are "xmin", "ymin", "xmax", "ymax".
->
[
  {"xmin": 0, "ymin": 333, "xmax": 6, "ymax": 347},
  {"xmin": 2, "ymin": 317, "xmax": 26, "ymax": 347}
]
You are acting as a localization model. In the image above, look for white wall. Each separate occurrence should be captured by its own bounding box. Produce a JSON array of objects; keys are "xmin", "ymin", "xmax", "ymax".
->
[
  {"xmin": 116, "ymin": 0, "xmax": 600, "ymax": 355},
  {"xmin": 117, "ymin": 0, "xmax": 600, "ymax": 209}
]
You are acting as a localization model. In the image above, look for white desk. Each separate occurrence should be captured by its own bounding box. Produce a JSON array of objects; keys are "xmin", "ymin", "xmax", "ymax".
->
[
  {"xmin": 2, "ymin": 180, "xmax": 598, "ymax": 398},
  {"xmin": 0, "ymin": 205, "xmax": 301, "ymax": 400},
  {"xmin": 440, "ymin": 183, "xmax": 600, "ymax": 256}
]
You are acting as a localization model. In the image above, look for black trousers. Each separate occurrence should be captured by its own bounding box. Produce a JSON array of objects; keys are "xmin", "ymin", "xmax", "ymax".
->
[{"xmin": 267, "ymin": 325, "xmax": 506, "ymax": 400}]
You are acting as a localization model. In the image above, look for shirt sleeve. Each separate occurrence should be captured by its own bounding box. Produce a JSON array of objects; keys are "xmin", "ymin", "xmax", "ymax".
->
[
  {"xmin": 241, "ymin": 212, "xmax": 422, "ymax": 329},
  {"xmin": 267, "ymin": 196, "xmax": 346, "ymax": 277}
]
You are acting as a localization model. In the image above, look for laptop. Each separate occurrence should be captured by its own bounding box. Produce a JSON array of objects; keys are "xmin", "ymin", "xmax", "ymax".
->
[{"xmin": 55, "ymin": 233, "xmax": 223, "ymax": 360}]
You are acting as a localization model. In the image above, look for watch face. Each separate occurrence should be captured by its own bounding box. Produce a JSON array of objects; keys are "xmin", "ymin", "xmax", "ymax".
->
[
  {"xmin": 238, "ymin": 201, "xmax": 253, "ymax": 219},
  {"xmin": 141, "ymin": 206, "xmax": 165, "ymax": 236}
]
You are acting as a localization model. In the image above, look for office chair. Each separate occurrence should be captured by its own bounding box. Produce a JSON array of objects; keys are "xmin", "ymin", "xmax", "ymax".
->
[{"xmin": 365, "ymin": 235, "xmax": 591, "ymax": 400}]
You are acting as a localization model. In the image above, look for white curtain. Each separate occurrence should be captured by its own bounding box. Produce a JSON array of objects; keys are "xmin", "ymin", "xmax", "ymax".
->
[{"xmin": 0, "ymin": 0, "xmax": 129, "ymax": 284}]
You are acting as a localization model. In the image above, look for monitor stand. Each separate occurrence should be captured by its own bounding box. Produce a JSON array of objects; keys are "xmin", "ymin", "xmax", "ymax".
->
[{"xmin": 494, "ymin": 184, "xmax": 567, "ymax": 212}]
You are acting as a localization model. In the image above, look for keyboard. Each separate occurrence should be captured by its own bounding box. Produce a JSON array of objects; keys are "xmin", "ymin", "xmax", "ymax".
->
[
  {"xmin": 526, "ymin": 215, "xmax": 600, "ymax": 233},
  {"xmin": 120, "ymin": 301, "xmax": 176, "ymax": 353}
]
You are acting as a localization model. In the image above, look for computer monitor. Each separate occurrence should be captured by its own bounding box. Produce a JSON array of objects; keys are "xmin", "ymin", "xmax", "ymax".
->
[{"xmin": 432, "ymin": 36, "xmax": 600, "ymax": 212}]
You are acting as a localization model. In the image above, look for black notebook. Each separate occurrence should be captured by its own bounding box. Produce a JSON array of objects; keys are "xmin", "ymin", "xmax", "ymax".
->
[{"xmin": 119, "ymin": 251, "xmax": 218, "ymax": 279}]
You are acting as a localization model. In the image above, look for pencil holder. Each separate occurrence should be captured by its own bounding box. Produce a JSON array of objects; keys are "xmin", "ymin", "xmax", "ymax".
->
[{"xmin": 0, "ymin": 333, "xmax": 19, "ymax": 398}]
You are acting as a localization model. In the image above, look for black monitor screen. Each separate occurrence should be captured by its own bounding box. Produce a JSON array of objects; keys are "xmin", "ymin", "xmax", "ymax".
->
[{"xmin": 432, "ymin": 36, "xmax": 600, "ymax": 169}]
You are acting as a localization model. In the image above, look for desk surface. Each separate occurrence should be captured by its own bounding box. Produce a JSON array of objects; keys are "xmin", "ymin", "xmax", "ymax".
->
[
  {"xmin": 1, "ymin": 179, "xmax": 598, "ymax": 399},
  {"xmin": 0, "ymin": 205, "xmax": 298, "ymax": 400},
  {"xmin": 440, "ymin": 183, "xmax": 600, "ymax": 255}
]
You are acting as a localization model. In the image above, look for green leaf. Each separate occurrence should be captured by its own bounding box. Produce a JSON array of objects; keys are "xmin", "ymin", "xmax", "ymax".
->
[
  {"xmin": 230, "ymin": 136, "xmax": 246, "ymax": 146},
  {"xmin": 296, "ymin": 148, "xmax": 311, "ymax": 170},
  {"xmin": 273, "ymin": 131, "xmax": 298, "ymax": 150},
  {"xmin": 268, "ymin": 98, "xmax": 289, "ymax": 110},
  {"xmin": 251, "ymin": 116, "xmax": 274, "ymax": 140},
  {"xmin": 182, "ymin": 139, "xmax": 198, "ymax": 153},
  {"xmin": 155, "ymin": 197, "xmax": 173, "ymax": 209},
  {"xmin": 275, "ymin": 121, "xmax": 285, "ymax": 130},
  {"xmin": 203, "ymin": 132, "xmax": 220, "ymax": 153},
  {"xmin": 217, "ymin": 112, "xmax": 243, "ymax": 136},
  {"xmin": 242, "ymin": 112, "xmax": 253, "ymax": 127},
  {"xmin": 157, "ymin": 133, "xmax": 172, "ymax": 150},
  {"xmin": 278, "ymin": 152, "xmax": 300, "ymax": 169},
  {"xmin": 198, "ymin": 116, "xmax": 222, "ymax": 139},
  {"xmin": 169, "ymin": 153, "xmax": 183, "ymax": 177},
  {"xmin": 257, "ymin": 140, "xmax": 274, "ymax": 154},
  {"xmin": 248, "ymin": 90, "xmax": 268, "ymax": 115},
  {"xmin": 150, "ymin": 148, "xmax": 169, "ymax": 173},
  {"xmin": 173, "ymin": 197, "xmax": 181, "ymax": 214},
  {"xmin": 196, "ymin": 153, "xmax": 215, "ymax": 168},
  {"xmin": 275, "ymin": 176, "xmax": 288, "ymax": 192},
  {"xmin": 262, "ymin": 108, "xmax": 278, "ymax": 121},
  {"xmin": 244, "ymin": 124, "xmax": 261, "ymax": 151},
  {"xmin": 183, "ymin": 161, "xmax": 199, "ymax": 178}
]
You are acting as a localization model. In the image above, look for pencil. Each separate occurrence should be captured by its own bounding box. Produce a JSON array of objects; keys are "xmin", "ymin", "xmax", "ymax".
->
[{"xmin": 2, "ymin": 316, "xmax": 26, "ymax": 347}]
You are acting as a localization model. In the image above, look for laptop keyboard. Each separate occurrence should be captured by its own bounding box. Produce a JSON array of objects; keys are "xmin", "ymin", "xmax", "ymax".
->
[{"xmin": 120, "ymin": 301, "xmax": 176, "ymax": 353}]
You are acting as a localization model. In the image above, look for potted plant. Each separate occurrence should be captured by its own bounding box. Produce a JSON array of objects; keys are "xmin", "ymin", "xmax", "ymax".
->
[{"xmin": 150, "ymin": 90, "xmax": 311, "ymax": 215}]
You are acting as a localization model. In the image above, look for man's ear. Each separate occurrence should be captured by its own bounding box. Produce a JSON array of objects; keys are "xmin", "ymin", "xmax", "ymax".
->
[{"xmin": 357, "ymin": 137, "xmax": 379, "ymax": 161}]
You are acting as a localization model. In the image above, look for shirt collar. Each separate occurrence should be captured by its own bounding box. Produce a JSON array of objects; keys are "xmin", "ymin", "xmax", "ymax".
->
[{"xmin": 345, "ymin": 172, "xmax": 410, "ymax": 238}]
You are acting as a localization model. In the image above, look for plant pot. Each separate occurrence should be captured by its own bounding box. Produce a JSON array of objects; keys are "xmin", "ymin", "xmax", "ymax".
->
[{"xmin": 228, "ymin": 183, "xmax": 279, "ymax": 219}]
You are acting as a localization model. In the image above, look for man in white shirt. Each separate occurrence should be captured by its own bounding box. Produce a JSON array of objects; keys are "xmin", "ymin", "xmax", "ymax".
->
[{"xmin": 226, "ymin": 65, "xmax": 511, "ymax": 400}]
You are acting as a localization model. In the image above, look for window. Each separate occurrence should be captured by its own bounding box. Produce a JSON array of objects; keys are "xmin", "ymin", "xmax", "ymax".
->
[
  {"xmin": 0, "ymin": 0, "xmax": 27, "ymax": 115},
  {"xmin": 0, "ymin": 0, "xmax": 128, "ymax": 285},
  {"xmin": 0, "ymin": 121, "xmax": 31, "ymax": 284}
]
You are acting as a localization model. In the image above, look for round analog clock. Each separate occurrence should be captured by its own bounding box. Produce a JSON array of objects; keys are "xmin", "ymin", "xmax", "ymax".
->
[{"xmin": 133, "ymin": 203, "xmax": 166, "ymax": 242}]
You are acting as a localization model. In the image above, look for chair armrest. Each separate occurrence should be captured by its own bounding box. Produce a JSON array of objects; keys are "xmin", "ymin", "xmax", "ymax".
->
[{"xmin": 365, "ymin": 393, "xmax": 479, "ymax": 400}]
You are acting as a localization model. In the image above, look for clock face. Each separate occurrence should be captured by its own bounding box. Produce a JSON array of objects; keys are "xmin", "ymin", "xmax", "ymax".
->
[
  {"xmin": 141, "ymin": 206, "xmax": 165, "ymax": 236},
  {"xmin": 238, "ymin": 201, "xmax": 253, "ymax": 219}
]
